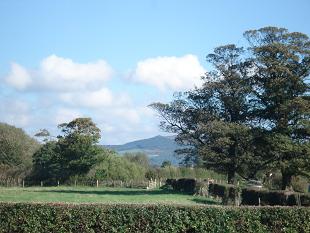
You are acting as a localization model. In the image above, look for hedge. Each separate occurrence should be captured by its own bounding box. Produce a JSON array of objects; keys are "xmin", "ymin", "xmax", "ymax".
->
[
  {"xmin": 165, "ymin": 178, "xmax": 197, "ymax": 194},
  {"xmin": 241, "ymin": 189, "xmax": 310, "ymax": 206},
  {"xmin": 208, "ymin": 183, "xmax": 239, "ymax": 205},
  {"xmin": 0, "ymin": 203, "xmax": 310, "ymax": 233},
  {"xmin": 207, "ymin": 183, "xmax": 310, "ymax": 207}
]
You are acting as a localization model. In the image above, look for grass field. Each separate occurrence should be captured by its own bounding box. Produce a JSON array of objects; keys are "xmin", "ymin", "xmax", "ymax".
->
[{"xmin": 0, "ymin": 186, "xmax": 219, "ymax": 205}]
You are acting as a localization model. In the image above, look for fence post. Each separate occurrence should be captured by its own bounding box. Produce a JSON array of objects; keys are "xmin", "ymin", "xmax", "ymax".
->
[
  {"xmin": 40, "ymin": 181, "xmax": 43, "ymax": 187},
  {"xmin": 75, "ymin": 180, "xmax": 77, "ymax": 187},
  {"xmin": 22, "ymin": 180, "xmax": 25, "ymax": 188},
  {"xmin": 96, "ymin": 180, "xmax": 99, "ymax": 188},
  {"xmin": 258, "ymin": 197, "xmax": 261, "ymax": 206},
  {"xmin": 57, "ymin": 180, "xmax": 60, "ymax": 187}
]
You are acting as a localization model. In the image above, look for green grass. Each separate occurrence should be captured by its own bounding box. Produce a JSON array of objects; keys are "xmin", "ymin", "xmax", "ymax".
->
[{"xmin": 0, "ymin": 186, "xmax": 219, "ymax": 205}]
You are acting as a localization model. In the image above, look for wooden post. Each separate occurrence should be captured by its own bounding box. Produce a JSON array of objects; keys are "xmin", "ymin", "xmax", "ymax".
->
[
  {"xmin": 96, "ymin": 180, "xmax": 99, "ymax": 188},
  {"xmin": 41, "ymin": 181, "xmax": 43, "ymax": 187},
  {"xmin": 258, "ymin": 197, "xmax": 261, "ymax": 206},
  {"xmin": 57, "ymin": 180, "xmax": 60, "ymax": 187},
  {"xmin": 22, "ymin": 180, "xmax": 25, "ymax": 188}
]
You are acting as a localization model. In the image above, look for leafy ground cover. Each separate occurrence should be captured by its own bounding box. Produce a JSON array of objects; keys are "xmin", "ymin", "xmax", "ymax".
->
[{"xmin": 0, "ymin": 186, "xmax": 219, "ymax": 205}]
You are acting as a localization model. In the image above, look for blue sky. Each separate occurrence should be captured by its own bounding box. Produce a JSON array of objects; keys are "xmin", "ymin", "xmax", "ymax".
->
[{"xmin": 1, "ymin": 0, "xmax": 310, "ymax": 144}]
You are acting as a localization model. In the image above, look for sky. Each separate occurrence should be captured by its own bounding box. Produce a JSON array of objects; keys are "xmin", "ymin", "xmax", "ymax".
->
[{"xmin": 0, "ymin": 0, "xmax": 310, "ymax": 144}]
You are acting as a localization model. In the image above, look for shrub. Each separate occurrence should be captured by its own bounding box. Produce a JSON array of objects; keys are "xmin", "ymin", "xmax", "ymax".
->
[
  {"xmin": 208, "ymin": 183, "xmax": 240, "ymax": 205},
  {"xmin": 0, "ymin": 203, "xmax": 309, "ymax": 233},
  {"xmin": 241, "ymin": 189, "xmax": 310, "ymax": 206},
  {"xmin": 165, "ymin": 178, "xmax": 197, "ymax": 194}
]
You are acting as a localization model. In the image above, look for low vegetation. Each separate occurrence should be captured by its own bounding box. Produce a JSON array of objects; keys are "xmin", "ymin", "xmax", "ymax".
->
[{"xmin": 1, "ymin": 203, "xmax": 309, "ymax": 233}]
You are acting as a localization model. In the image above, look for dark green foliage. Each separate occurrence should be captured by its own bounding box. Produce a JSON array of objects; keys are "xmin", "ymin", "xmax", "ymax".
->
[
  {"xmin": 0, "ymin": 203, "xmax": 309, "ymax": 233},
  {"xmin": 161, "ymin": 160, "xmax": 172, "ymax": 168},
  {"xmin": 57, "ymin": 118, "xmax": 101, "ymax": 177},
  {"xmin": 29, "ymin": 141, "xmax": 63, "ymax": 184},
  {"xmin": 30, "ymin": 118, "xmax": 102, "ymax": 182},
  {"xmin": 88, "ymin": 150, "xmax": 147, "ymax": 182},
  {"xmin": 166, "ymin": 178, "xmax": 198, "ymax": 194},
  {"xmin": 0, "ymin": 122, "xmax": 39, "ymax": 179},
  {"xmin": 241, "ymin": 189, "xmax": 310, "ymax": 206},
  {"xmin": 208, "ymin": 183, "xmax": 239, "ymax": 205},
  {"xmin": 150, "ymin": 27, "xmax": 310, "ymax": 188}
]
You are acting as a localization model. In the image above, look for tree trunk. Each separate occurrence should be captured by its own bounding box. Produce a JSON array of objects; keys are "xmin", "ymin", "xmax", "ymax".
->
[
  {"xmin": 281, "ymin": 171, "xmax": 293, "ymax": 191},
  {"xmin": 227, "ymin": 170, "xmax": 236, "ymax": 184}
]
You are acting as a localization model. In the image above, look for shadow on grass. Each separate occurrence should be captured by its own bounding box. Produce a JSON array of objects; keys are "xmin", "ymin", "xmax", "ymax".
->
[
  {"xmin": 32, "ymin": 188, "xmax": 188, "ymax": 196},
  {"xmin": 191, "ymin": 197, "xmax": 221, "ymax": 205}
]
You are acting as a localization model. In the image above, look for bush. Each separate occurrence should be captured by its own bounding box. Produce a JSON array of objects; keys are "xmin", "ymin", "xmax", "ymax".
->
[
  {"xmin": 88, "ymin": 152, "xmax": 147, "ymax": 182},
  {"xmin": 241, "ymin": 189, "xmax": 310, "ymax": 206},
  {"xmin": 0, "ymin": 203, "xmax": 309, "ymax": 233},
  {"xmin": 208, "ymin": 183, "xmax": 240, "ymax": 205},
  {"xmin": 165, "ymin": 178, "xmax": 197, "ymax": 194}
]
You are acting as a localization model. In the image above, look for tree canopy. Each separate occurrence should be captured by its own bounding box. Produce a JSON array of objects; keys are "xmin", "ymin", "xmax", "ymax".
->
[
  {"xmin": 31, "ymin": 118, "xmax": 102, "ymax": 183},
  {"xmin": 151, "ymin": 27, "xmax": 310, "ymax": 189},
  {"xmin": 0, "ymin": 123, "xmax": 39, "ymax": 178}
]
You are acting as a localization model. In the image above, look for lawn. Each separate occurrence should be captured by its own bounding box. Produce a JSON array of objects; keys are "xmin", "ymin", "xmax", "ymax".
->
[{"xmin": 0, "ymin": 186, "xmax": 219, "ymax": 205}]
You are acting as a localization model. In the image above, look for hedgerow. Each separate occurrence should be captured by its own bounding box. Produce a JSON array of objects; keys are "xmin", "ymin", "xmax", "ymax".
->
[{"xmin": 0, "ymin": 203, "xmax": 309, "ymax": 233}]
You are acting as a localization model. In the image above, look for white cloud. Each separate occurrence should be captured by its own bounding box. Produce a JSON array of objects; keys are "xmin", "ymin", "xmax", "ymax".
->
[
  {"xmin": 131, "ymin": 54, "xmax": 206, "ymax": 90},
  {"xmin": 5, "ymin": 63, "xmax": 32, "ymax": 90},
  {"xmin": 2, "ymin": 54, "xmax": 205, "ymax": 144},
  {"xmin": 54, "ymin": 108, "xmax": 82, "ymax": 125},
  {"xmin": 5, "ymin": 55, "xmax": 114, "ymax": 92},
  {"xmin": 59, "ymin": 88, "xmax": 114, "ymax": 108},
  {"xmin": 58, "ymin": 88, "xmax": 132, "ymax": 109},
  {"xmin": 0, "ymin": 99, "xmax": 31, "ymax": 127}
]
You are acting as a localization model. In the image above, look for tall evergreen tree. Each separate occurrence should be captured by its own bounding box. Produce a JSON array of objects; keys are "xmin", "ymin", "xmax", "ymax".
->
[
  {"xmin": 151, "ymin": 45, "xmax": 255, "ymax": 184},
  {"xmin": 244, "ymin": 27, "xmax": 310, "ymax": 189}
]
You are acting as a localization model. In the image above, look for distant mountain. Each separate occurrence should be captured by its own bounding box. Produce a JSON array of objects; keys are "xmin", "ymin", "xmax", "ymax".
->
[{"xmin": 104, "ymin": 135, "xmax": 182, "ymax": 165}]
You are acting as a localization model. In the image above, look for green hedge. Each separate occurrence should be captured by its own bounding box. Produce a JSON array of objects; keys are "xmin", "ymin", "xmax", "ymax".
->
[
  {"xmin": 165, "ymin": 178, "xmax": 197, "ymax": 194},
  {"xmin": 0, "ymin": 203, "xmax": 310, "ymax": 233},
  {"xmin": 208, "ymin": 183, "xmax": 239, "ymax": 205},
  {"xmin": 241, "ymin": 189, "xmax": 310, "ymax": 206}
]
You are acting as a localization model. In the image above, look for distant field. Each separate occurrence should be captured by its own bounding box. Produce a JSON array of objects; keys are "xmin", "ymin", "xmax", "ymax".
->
[{"xmin": 0, "ymin": 186, "xmax": 219, "ymax": 205}]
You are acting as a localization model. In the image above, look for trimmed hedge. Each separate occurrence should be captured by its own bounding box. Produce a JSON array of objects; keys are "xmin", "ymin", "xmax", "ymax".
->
[
  {"xmin": 241, "ymin": 189, "xmax": 310, "ymax": 206},
  {"xmin": 0, "ymin": 203, "xmax": 310, "ymax": 233},
  {"xmin": 208, "ymin": 183, "xmax": 239, "ymax": 205},
  {"xmin": 165, "ymin": 178, "xmax": 197, "ymax": 194}
]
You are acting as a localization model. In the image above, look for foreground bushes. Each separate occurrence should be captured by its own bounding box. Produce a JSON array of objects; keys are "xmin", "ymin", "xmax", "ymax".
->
[{"xmin": 0, "ymin": 203, "xmax": 309, "ymax": 233}]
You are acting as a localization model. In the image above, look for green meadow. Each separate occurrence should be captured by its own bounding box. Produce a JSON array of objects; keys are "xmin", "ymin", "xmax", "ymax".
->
[{"xmin": 0, "ymin": 186, "xmax": 219, "ymax": 205}]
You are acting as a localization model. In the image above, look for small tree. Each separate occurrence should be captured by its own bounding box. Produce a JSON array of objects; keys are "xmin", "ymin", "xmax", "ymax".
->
[{"xmin": 31, "ymin": 117, "xmax": 102, "ymax": 182}]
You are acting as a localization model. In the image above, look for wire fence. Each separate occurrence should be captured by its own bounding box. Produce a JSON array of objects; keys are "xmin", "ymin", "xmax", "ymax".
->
[{"xmin": 0, "ymin": 178, "xmax": 162, "ymax": 189}]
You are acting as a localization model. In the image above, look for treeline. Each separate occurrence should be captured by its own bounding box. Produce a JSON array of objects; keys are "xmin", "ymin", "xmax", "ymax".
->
[
  {"xmin": 150, "ymin": 26, "xmax": 310, "ymax": 191},
  {"xmin": 0, "ymin": 119, "xmax": 222, "ymax": 185}
]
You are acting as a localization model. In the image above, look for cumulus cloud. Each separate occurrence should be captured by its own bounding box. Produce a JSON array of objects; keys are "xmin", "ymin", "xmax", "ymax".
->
[
  {"xmin": 54, "ymin": 108, "xmax": 82, "ymax": 125},
  {"xmin": 5, "ymin": 63, "xmax": 32, "ymax": 90},
  {"xmin": 2, "ymin": 54, "xmax": 204, "ymax": 144},
  {"xmin": 131, "ymin": 54, "xmax": 206, "ymax": 90},
  {"xmin": 0, "ymin": 99, "xmax": 31, "ymax": 127},
  {"xmin": 5, "ymin": 55, "xmax": 113, "ymax": 92},
  {"xmin": 59, "ymin": 88, "xmax": 132, "ymax": 109}
]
